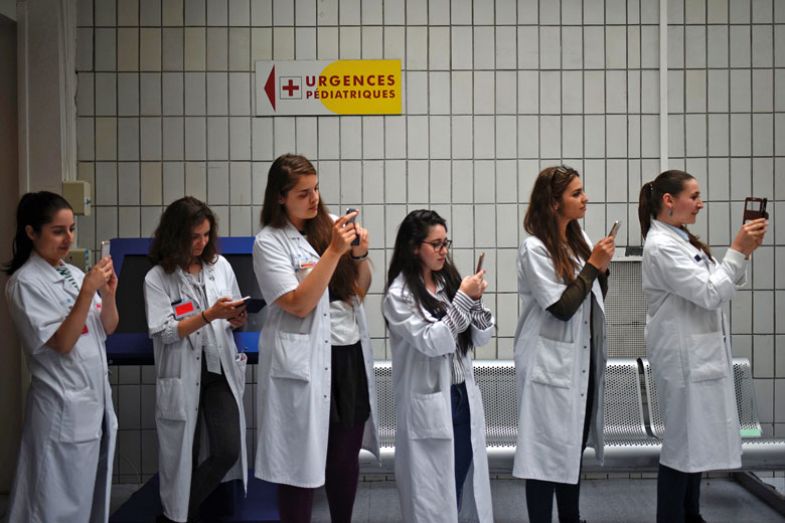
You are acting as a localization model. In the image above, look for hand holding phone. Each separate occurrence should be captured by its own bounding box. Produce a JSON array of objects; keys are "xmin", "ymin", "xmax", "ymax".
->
[{"xmin": 345, "ymin": 208, "xmax": 360, "ymax": 246}]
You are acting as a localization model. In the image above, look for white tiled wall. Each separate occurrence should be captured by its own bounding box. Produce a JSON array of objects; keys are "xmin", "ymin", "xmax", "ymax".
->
[{"xmin": 74, "ymin": 0, "xmax": 783, "ymax": 483}]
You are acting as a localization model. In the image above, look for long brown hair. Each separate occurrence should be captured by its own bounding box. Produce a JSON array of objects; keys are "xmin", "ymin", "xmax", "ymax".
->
[
  {"xmin": 638, "ymin": 169, "xmax": 713, "ymax": 261},
  {"xmin": 524, "ymin": 166, "xmax": 592, "ymax": 283},
  {"xmin": 149, "ymin": 196, "xmax": 219, "ymax": 273},
  {"xmin": 261, "ymin": 153, "xmax": 362, "ymax": 301}
]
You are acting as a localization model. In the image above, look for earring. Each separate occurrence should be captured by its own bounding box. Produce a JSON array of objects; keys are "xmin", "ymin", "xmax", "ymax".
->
[{"xmin": 668, "ymin": 208, "xmax": 673, "ymax": 217}]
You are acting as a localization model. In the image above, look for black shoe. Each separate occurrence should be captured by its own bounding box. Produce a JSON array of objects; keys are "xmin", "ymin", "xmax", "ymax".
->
[{"xmin": 686, "ymin": 515, "xmax": 707, "ymax": 523}]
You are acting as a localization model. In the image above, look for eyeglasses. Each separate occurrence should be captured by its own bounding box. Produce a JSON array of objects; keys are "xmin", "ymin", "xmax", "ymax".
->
[{"xmin": 422, "ymin": 239, "xmax": 452, "ymax": 252}]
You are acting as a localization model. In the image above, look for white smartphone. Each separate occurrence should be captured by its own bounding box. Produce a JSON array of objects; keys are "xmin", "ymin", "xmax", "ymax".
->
[
  {"xmin": 100, "ymin": 240, "xmax": 111, "ymax": 258},
  {"xmin": 608, "ymin": 220, "xmax": 622, "ymax": 238}
]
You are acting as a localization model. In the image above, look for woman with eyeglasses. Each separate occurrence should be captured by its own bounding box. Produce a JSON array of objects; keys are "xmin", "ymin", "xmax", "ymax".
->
[
  {"xmin": 383, "ymin": 209, "xmax": 495, "ymax": 522},
  {"xmin": 512, "ymin": 166, "xmax": 614, "ymax": 523},
  {"xmin": 253, "ymin": 154, "xmax": 380, "ymax": 523}
]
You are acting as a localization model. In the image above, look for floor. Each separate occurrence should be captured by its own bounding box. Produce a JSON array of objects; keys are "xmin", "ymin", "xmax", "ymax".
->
[
  {"xmin": 2, "ymin": 476, "xmax": 781, "ymax": 522},
  {"xmin": 102, "ymin": 476, "xmax": 781, "ymax": 522}
]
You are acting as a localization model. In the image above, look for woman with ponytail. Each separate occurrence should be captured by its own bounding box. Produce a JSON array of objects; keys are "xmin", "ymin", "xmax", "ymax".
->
[
  {"xmin": 638, "ymin": 170, "xmax": 767, "ymax": 523},
  {"xmin": 4, "ymin": 191, "xmax": 118, "ymax": 522},
  {"xmin": 512, "ymin": 166, "xmax": 614, "ymax": 523},
  {"xmin": 383, "ymin": 209, "xmax": 495, "ymax": 522}
]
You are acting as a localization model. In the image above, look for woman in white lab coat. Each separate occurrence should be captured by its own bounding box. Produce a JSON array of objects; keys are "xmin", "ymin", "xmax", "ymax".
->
[
  {"xmin": 143, "ymin": 197, "xmax": 248, "ymax": 523},
  {"xmin": 4, "ymin": 191, "xmax": 118, "ymax": 523},
  {"xmin": 513, "ymin": 166, "xmax": 615, "ymax": 523},
  {"xmin": 253, "ymin": 154, "xmax": 379, "ymax": 523},
  {"xmin": 638, "ymin": 170, "xmax": 767, "ymax": 523},
  {"xmin": 383, "ymin": 209, "xmax": 495, "ymax": 523}
]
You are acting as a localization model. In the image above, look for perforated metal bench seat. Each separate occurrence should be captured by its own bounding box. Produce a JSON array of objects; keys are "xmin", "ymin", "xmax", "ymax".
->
[{"xmin": 360, "ymin": 358, "xmax": 785, "ymax": 473}]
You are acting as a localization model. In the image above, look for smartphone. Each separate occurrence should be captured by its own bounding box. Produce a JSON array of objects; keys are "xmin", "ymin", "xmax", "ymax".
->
[
  {"xmin": 475, "ymin": 252, "xmax": 485, "ymax": 273},
  {"xmin": 743, "ymin": 197, "xmax": 768, "ymax": 223},
  {"xmin": 345, "ymin": 207, "xmax": 360, "ymax": 246},
  {"xmin": 238, "ymin": 296, "xmax": 266, "ymax": 313},
  {"xmin": 608, "ymin": 220, "xmax": 622, "ymax": 238},
  {"xmin": 100, "ymin": 240, "xmax": 111, "ymax": 258}
]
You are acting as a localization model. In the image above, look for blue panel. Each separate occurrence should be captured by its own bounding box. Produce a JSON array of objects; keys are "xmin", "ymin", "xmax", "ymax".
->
[{"xmin": 106, "ymin": 237, "xmax": 261, "ymax": 365}]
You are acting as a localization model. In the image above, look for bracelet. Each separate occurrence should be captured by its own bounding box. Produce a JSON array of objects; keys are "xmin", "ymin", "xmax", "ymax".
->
[
  {"xmin": 201, "ymin": 310, "xmax": 211, "ymax": 324},
  {"xmin": 350, "ymin": 251, "xmax": 369, "ymax": 260}
]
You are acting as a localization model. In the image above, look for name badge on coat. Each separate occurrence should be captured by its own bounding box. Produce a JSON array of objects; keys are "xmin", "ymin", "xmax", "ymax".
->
[{"xmin": 172, "ymin": 300, "xmax": 199, "ymax": 320}]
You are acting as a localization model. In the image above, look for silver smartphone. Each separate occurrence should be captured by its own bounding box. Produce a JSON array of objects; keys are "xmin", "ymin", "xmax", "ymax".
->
[
  {"xmin": 100, "ymin": 240, "xmax": 111, "ymax": 258},
  {"xmin": 608, "ymin": 220, "xmax": 622, "ymax": 238}
]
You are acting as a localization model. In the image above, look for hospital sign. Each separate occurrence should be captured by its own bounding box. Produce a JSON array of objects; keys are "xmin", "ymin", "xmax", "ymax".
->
[{"xmin": 255, "ymin": 60, "xmax": 402, "ymax": 116}]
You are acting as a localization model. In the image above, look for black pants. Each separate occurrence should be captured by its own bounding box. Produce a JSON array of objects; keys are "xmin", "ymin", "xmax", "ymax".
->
[
  {"xmin": 188, "ymin": 361, "xmax": 241, "ymax": 519},
  {"xmin": 656, "ymin": 464, "xmax": 702, "ymax": 523},
  {"xmin": 526, "ymin": 351, "xmax": 596, "ymax": 523}
]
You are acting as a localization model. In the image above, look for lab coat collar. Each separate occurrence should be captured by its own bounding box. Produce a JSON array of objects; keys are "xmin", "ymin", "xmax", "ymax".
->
[
  {"xmin": 651, "ymin": 219, "xmax": 691, "ymax": 244},
  {"xmin": 283, "ymin": 219, "xmax": 320, "ymax": 259},
  {"xmin": 29, "ymin": 251, "xmax": 67, "ymax": 284}
]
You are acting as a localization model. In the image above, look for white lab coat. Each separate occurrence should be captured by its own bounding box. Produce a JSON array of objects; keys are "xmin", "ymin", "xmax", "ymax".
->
[
  {"xmin": 252, "ymin": 220, "xmax": 380, "ymax": 488},
  {"xmin": 383, "ymin": 274, "xmax": 495, "ymax": 523},
  {"xmin": 144, "ymin": 256, "xmax": 248, "ymax": 523},
  {"xmin": 642, "ymin": 219, "xmax": 745, "ymax": 473},
  {"xmin": 5, "ymin": 252, "xmax": 117, "ymax": 523},
  {"xmin": 512, "ymin": 233, "xmax": 607, "ymax": 484}
]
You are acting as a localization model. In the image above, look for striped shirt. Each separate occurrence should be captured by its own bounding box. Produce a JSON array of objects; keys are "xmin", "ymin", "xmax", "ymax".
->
[{"xmin": 432, "ymin": 285, "xmax": 494, "ymax": 384}]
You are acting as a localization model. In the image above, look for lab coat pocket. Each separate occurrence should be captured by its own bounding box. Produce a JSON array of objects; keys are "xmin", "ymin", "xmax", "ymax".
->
[
  {"xmin": 271, "ymin": 332, "xmax": 311, "ymax": 382},
  {"xmin": 59, "ymin": 388, "xmax": 103, "ymax": 443},
  {"xmin": 530, "ymin": 336, "xmax": 576, "ymax": 389},
  {"xmin": 686, "ymin": 332, "xmax": 728, "ymax": 382},
  {"xmin": 408, "ymin": 392, "xmax": 451, "ymax": 440},
  {"xmin": 156, "ymin": 377, "xmax": 188, "ymax": 421}
]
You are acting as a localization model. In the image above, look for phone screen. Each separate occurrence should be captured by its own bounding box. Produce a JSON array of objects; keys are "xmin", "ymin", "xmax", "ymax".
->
[{"xmin": 743, "ymin": 197, "xmax": 768, "ymax": 223}]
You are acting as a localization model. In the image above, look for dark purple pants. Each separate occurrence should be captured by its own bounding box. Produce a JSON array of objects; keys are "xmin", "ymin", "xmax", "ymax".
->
[{"xmin": 276, "ymin": 421, "xmax": 365, "ymax": 523}]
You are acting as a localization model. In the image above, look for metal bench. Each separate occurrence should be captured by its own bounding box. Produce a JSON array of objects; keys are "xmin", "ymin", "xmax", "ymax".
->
[
  {"xmin": 361, "ymin": 357, "xmax": 785, "ymax": 473},
  {"xmin": 640, "ymin": 357, "xmax": 785, "ymax": 470}
]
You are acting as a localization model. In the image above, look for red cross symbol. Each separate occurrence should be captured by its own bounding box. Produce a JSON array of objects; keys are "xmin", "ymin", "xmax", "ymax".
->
[{"xmin": 282, "ymin": 79, "xmax": 300, "ymax": 97}]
